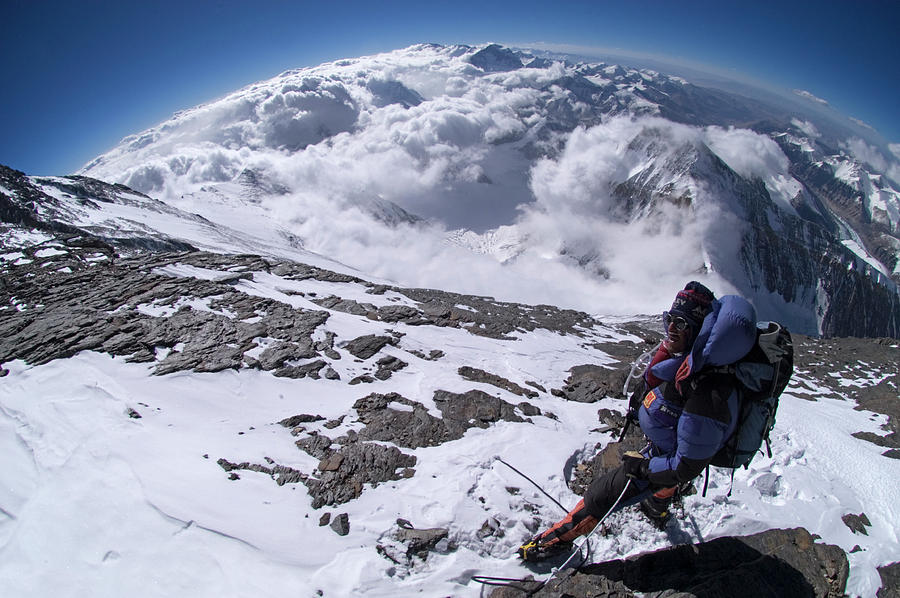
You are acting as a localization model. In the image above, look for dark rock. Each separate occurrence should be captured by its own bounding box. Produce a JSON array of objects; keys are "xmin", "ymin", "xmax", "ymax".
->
[
  {"xmin": 354, "ymin": 392, "xmax": 448, "ymax": 448},
  {"xmin": 215, "ymin": 457, "xmax": 307, "ymax": 486},
  {"xmin": 295, "ymin": 433, "xmax": 333, "ymax": 460},
  {"xmin": 303, "ymin": 441, "xmax": 416, "ymax": 508},
  {"xmin": 554, "ymin": 364, "xmax": 627, "ymax": 403},
  {"xmin": 366, "ymin": 284, "xmax": 392, "ymax": 295},
  {"xmin": 319, "ymin": 513, "xmax": 331, "ymax": 527},
  {"xmin": 433, "ymin": 389, "xmax": 526, "ymax": 437},
  {"xmin": 342, "ymin": 334, "xmax": 395, "ymax": 359},
  {"xmin": 421, "ymin": 302, "xmax": 451, "ymax": 318},
  {"xmin": 312, "ymin": 295, "xmax": 376, "ymax": 316},
  {"xmin": 878, "ymin": 561, "xmax": 900, "ymax": 598},
  {"xmin": 596, "ymin": 408, "xmax": 626, "ymax": 433},
  {"xmin": 409, "ymin": 348, "xmax": 444, "ymax": 361},
  {"xmin": 353, "ymin": 389, "xmax": 528, "ymax": 450},
  {"xmin": 257, "ymin": 340, "xmax": 316, "ymax": 369},
  {"xmin": 278, "ymin": 414, "xmax": 325, "ymax": 427},
  {"xmin": 841, "ymin": 512, "xmax": 872, "ymax": 536},
  {"xmin": 349, "ymin": 374, "xmax": 375, "ymax": 385},
  {"xmin": 329, "ymin": 513, "xmax": 350, "ymax": 536},
  {"xmin": 323, "ymin": 416, "xmax": 344, "ymax": 430},
  {"xmin": 497, "ymin": 574, "xmax": 634, "ymax": 598},
  {"xmin": 375, "ymin": 305, "xmax": 422, "ymax": 323},
  {"xmin": 486, "ymin": 577, "xmax": 551, "ymax": 598},
  {"xmin": 319, "ymin": 453, "xmax": 344, "ymax": 472},
  {"xmin": 458, "ymin": 366, "xmax": 539, "ymax": 398},
  {"xmin": 126, "ymin": 407, "xmax": 142, "ymax": 419},
  {"xmin": 398, "ymin": 288, "xmax": 599, "ymax": 340},
  {"xmin": 568, "ymin": 527, "xmax": 848, "ymax": 598},
  {"xmin": 0, "ymin": 249, "xmax": 330, "ymax": 376},
  {"xmin": 526, "ymin": 380, "xmax": 547, "ymax": 393},
  {"xmin": 518, "ymin": 402, "xmax": 541, "ymax": 416},
  {"xmin": 394, "ymin": 525, "xmax": 450, "ymax": 557},
  {"xmin": 375, "ymin": 356, "xmax": 408, "ymax": 380},
  {"xmin": 273, "ymin": 359, "xmax": 328, "ymax": 379}
]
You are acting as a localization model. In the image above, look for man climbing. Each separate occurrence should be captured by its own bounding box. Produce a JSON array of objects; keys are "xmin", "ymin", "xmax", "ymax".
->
[{"xmin": 518, "ymin": 281, "xmax": 758, "ymax": 562}]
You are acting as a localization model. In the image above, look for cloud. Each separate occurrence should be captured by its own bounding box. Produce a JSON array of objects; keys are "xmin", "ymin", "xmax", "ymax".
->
[
  {"xmin": 790, "ymin": 118, "xmax": 819, "ymax": 139},
  {"xmin": 793, "ymin": 89, "xmax": 829, "ymax": 105},
  {"xmin": 840, "ymin": 138, "xmax": 900, "ymax": 186},
  {"xmin": 514, "ymin": 116, "xmax": 739, "ymax": 313},
  {"xmin": 849, "ymin": 117, "xmax": 875, "ymax": 131},
  {"xmin": 842, "ymin": 137, "xmax": 888, "ymax": 172},
  {"xmin": 702, "ymin": 126, "xmax": 801, "ymax": 211},
  {"xmin": 77, "ymin": 46, "xmax": 758, "ymax": 318},
  {"xmin": 889, "ymin": 144, "xmax": 900, "ymax": 160},
  {"xmin": 703, "ymin": 126, "xmax": 790, "ymax": 180}
]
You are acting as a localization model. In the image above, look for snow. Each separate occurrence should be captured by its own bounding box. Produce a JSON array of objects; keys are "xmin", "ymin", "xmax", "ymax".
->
[
  {"xmin": 3, "ymin": 43, "xmax": 899, "ymax": 595},
  {"xmin": 842, "ymin": 239, "xmax": 892, "ymax": 279},
  {"xmin": 33, "ymin": 247, "xmax": 67, "ymax": 258},
  {"xmin": 1, "ymin": 260, "xmax": 898, "ymax": 596}
]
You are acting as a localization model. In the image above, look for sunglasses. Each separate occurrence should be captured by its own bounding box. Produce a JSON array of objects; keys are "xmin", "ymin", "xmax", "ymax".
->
[{"xmin": 662, "ymin": 311, "xmax": 690, "ymax": 332}]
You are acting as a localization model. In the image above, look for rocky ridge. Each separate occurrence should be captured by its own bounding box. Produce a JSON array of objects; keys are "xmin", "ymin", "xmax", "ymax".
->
[{"xmin": 3, "ymin": 236, "xmax": 898, "ymax": 595}]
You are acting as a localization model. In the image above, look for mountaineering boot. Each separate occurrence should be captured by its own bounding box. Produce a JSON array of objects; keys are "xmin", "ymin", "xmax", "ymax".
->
[
  {"xmin": 516, "ymin": 535, "xmax": 572, "ymax": 563},
  {"xmin": 516, "ymin": 499, "xmax": 598, "ymax": 562},
  {"xmin": 639, "ymin": 493, "xmax": 672, "ymax": 530}
]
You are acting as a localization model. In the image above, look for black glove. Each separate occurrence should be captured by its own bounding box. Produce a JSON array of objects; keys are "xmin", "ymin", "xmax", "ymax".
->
[
  {"xmin": 622, "ymin": 451, "xmax": 649, "ymax": 480},
  {"xmin": 627, "ymin": 383, "xmax": 647, "ymax": 417}
]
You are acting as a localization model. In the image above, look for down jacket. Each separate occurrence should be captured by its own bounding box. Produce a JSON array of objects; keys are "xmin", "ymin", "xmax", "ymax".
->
[{"xmin": 638, "ymin": 295, "xmax": 758, "ymax": 487}]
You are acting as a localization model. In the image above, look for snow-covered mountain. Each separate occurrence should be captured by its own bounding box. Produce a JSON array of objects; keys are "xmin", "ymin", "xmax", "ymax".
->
[
  {"xmin": 2, "ymin": 43, "xmax": 900, "ymax": 597},
  {"xmin": 1, "ymin": 191, "xmax": 898, "ymax": 595},
  {"xmin": 75, "ymin": 43, "xmax": 900, "ymax": 338}
]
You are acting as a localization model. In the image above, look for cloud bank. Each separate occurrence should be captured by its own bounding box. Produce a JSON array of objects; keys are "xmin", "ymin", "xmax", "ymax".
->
[
  {"xmin": 793, "ymin": 89, "xmax": 829, "ymax": 105},
  {"xmin": 79, "ymin": 45, "xmax": 896, "ymax": 322}
]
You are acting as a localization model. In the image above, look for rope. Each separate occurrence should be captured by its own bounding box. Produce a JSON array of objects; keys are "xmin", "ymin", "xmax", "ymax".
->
[
  {"xmin": 473, "ymin": 459, "xmax": 634, "ymax": 593},
  {"xmin": 494, "ymin": 456, "xmax": 568, "ymax": 513},
  {"xmin": 544, "ymin": 478, "xmax": 632, "ymax": 584}
]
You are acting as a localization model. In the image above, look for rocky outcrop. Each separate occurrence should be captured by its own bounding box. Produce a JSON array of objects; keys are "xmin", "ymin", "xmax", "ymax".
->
[
  {"xmin": 353, "ymin": 390, "xmax": 528, "ymax": 449},
  {"xmin": 491, "ymin": 528, "xmax": 848, "ymax": 598},
  {"xmin": 295, "ymin": 434, "xmax": 417, "ymax": 508},
  {"xmin": 0, "ymin": 249, "xmax": 330, "ymax": 375},
  {"xmin": 552, "ymin": 364, "xmax": 627, "ymax": 404},
  {"xmin": 458, "ymin": 366, "xmax": 539, "ymax": 398},
  {"xmin": 841, "ymin": 513, "xmax": 872, "ymax": 536},
  {"xmin": 878, "ymin": 562, "xmax": 900, "ymax": 598},
  {"xmin": 342, "ymin": 334, "xmax": 396, "ymax": 359}
]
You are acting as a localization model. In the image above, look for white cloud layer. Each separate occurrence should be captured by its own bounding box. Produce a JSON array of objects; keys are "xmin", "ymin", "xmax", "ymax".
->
[
  {"xmin": 841, "ymin": 137, "xmax": 900, "ymax": 185},
  {"xmin": 890, "ymin": 144, "xmax": 900, "ymax": 160},
  {"xmin": 77, "ymin": 45, "xmax": 896, "ymax": 324},
  {"xmin": 790, "ymin": 118, "xmax": 820, "ymax": 139},
  {"xmin": 793, "ymin": 89, "xmax": 829, "ymax": 105}
]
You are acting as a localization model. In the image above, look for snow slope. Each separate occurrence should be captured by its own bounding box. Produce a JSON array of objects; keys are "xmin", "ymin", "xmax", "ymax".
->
[{"xmin": 1, "ymin": 257, "xmax": 897, "ymax": 597}]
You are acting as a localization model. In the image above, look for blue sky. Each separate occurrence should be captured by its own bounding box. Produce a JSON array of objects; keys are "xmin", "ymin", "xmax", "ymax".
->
[{"xmin": 2, "ymin": 0, "xmax": 897, "ymax": 175}]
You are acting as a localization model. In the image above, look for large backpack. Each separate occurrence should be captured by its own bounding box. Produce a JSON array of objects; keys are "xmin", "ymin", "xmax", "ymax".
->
[{"xmin": 707, "ymin": 321, "xmax": 794, "ymax": 472}]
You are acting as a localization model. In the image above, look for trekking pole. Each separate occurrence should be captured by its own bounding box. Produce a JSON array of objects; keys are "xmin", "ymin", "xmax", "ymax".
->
[{"xmin": 544, "ymin": 478, "xmax": 633, "ymax": 585}]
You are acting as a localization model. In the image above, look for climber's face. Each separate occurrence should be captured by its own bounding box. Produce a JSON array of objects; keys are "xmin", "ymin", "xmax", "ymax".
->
[{"xmin": 664, "ymin": 313, "xmax": 692, "ymax": 354}]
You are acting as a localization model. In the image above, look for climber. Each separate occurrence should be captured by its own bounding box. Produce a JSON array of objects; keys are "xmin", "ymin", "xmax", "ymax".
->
[{"xmin": 518, "ymin": 281, "xmax": 757, "ymax": 562}]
